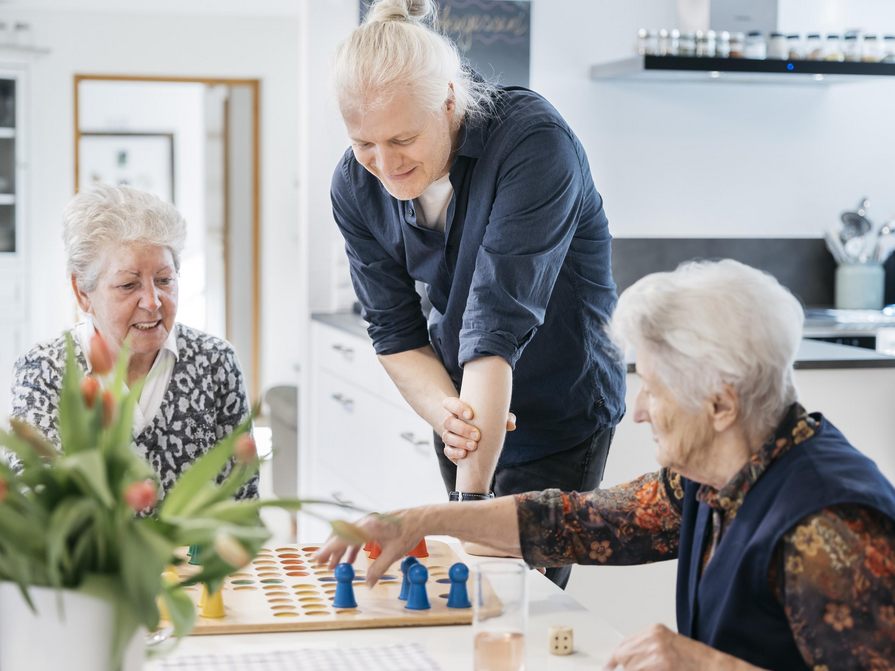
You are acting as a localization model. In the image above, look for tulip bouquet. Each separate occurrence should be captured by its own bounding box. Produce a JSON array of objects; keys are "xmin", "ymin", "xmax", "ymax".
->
[{"xmin": 0, "ymin": 332, "xmax": 350, "ymax": 669}]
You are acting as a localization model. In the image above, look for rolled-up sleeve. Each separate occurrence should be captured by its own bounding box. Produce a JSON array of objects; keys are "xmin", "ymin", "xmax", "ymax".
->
[
  {"xmin": 458, "ymin": 125, "xmax": 590, "ymax": 368},
  {"xmin": 331, "ymin": 159, "xmax": 430, "ymax": 355}
]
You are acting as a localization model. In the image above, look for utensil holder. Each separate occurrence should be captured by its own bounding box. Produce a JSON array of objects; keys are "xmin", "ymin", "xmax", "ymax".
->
[{"xmin": 835, "ymin": 263, "xmax": 885, "ymax": 309}]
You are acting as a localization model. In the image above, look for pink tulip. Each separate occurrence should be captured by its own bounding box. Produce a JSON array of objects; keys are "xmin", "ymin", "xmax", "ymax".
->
[
  {"xmin": 80, "ymin": 376, "xmax": 100, "ymax": 408},
  {"xmin": 234, "ymin": 434, "xmax": 257, "ymax": 464},
  {"xmin": 88, "ymin": 331, "xmax": 114, "ymax": 376},
  {"xmin": 124, "ymin": 480, "xmax": 157, "ymax": 511},
  {"xmin": 101, "ymin": 390, "xmax": 116, "ymax": 428}
]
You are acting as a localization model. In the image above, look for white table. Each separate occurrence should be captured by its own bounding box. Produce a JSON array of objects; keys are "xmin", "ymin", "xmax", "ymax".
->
[{"xmin": 146, "ymin": 541, "xmax": 623, "ymax": 669}]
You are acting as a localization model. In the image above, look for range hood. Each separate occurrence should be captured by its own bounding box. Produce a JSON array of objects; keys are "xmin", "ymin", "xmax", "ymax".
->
[{"xmin": 590, "ymin": 55, "xmax": 895, "ymax": 85}]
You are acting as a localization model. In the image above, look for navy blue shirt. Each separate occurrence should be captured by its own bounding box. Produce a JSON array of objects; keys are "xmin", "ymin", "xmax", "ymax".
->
[{"xmin": 331, "ymin": 86, "xmax": 625, "ymax": 464}]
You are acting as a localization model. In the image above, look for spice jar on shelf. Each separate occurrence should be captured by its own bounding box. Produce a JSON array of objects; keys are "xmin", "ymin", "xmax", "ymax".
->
[
  {"xmin": 786, "ymin": 34, "xmax": 802, "ymax": 59},
  {"xmin": 679, "ymin": 31, "xmax": 696, "ymax": 57},
  {"xmin": 767, "ymin": 32, "xmax": 787, "ymax": 59},
  {"xmin": 646, "ymin": 29, "xmax": 659, "ymax": 55},
  {"xmin": 883, "ymin": 35, "xmax": 895, "ymax": 63},
  {"xmin": 824, "ymin": 33, "xmax": 844, "ymax": 61},
  {"xmin": 657, "ymin": 28, "xmax": 670, "ymax": 56},
  {"xmin": 696, "ymin": 30, "xmax": 716, "ymax": 57},
  {"xmin": 716, "ymin": 30, "xmax": 731, "ymax": 58},
  {"xmin": 729, "ymin": 32, "xmax": 745, "ymax": 58},
  {"xmin": 862, "ymin": 34, "xmax": 881, "ymax": 62},
  {"xmin": 636, "ymin": 28, "xmax": 648, "ymax": 55},
  {"xmin": 744, "ymin": 31, "xmax": 767, "ymax": 59},
  {"xmin": 805, "ymin": 33, "xmax": 823, "ymax": 59},
  {"xmin": 668, "ymin": 28, "xmax": 680, "ymax": 56},
  {"xmin": 843, "ymin": 33, "xmax": 862, "ymax": 62}
]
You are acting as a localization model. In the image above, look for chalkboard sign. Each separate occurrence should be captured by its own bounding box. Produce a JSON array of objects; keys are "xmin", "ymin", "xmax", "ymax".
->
[{"xmin": 359, "ymin": 0, "xmax": 531, "ymax": 87}]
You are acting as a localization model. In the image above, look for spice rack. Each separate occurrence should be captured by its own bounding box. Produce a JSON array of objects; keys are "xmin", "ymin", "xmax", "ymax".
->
[{"xmin": 590, "ymin": 55, "xmax": 895, "ymax": 84}]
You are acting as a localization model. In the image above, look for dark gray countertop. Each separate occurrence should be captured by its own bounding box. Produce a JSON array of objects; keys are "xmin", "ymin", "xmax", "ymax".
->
[{"xmin": 313, "ymin": 312, "xmax": 895, "ymax": 371}]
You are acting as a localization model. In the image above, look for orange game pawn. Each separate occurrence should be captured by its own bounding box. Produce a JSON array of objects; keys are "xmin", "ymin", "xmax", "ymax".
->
[
  {"xmin": 408, "ymin": 538, "xmax": 429, "ymax": 558},
  {"xmin": 366, "ymin": 541, "xmax": 382, "ymax": 559}
]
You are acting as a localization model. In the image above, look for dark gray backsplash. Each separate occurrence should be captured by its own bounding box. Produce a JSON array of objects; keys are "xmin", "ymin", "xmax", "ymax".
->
[{"xmin": 611, "ymin": 238, "xmax": 838, "ymax": 308}]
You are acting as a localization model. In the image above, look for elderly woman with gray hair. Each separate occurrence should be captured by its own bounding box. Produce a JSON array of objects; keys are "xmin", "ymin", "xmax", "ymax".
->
[
  {"xmin": 317, "ymin": 260, "xmax": 895, "ymax": 670},
  {"xmin": 11, "ymin": 184, "xmax": 256, "ymax": 499}
]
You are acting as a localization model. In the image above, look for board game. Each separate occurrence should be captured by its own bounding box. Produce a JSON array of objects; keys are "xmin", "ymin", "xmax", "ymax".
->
[{"xmin": 179, "ymin": 539, "xmax": 475, "ymax": 635}]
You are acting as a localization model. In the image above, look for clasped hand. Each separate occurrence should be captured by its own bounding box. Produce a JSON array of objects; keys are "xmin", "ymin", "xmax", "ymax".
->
[{"xmin": 439, "ymin": 397, "xmax": 516, "ymax": 463}]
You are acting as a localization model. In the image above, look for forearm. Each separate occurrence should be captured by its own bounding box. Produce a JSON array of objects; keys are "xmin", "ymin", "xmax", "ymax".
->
[
  {"xmin": 378, "ymin": 346, "xmax": 460, "ymax": 431},
  {"xmin": 515, "ymin": 471, "xmax": 682, "ymax": 567},
  {"xmin": 412, "ymin": 496, "xmax": 522, "ymax": 556},
  {"xmin": 455, "ymin": 356, "xmax": 512, "ymax": 492}
]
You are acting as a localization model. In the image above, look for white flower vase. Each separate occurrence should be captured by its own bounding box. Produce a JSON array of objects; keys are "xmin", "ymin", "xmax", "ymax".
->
[{"xmin": 0, "ymin": 582, "xmax": 145, "ymax": 671}]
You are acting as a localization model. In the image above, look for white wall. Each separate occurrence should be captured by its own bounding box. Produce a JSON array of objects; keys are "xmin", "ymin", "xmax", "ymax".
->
[{"xmin": 0, "ymin": 8, "xmax": 300, "ymax": 396}]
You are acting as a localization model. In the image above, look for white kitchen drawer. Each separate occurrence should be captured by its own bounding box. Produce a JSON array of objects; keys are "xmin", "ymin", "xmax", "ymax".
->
[
  {"xmin": 311, "ymin": 320, "xmax": 410, "ymax": 409},
  {"xmin": 314, "ymin": 369, "xmax": 444, "ymax": 512}
]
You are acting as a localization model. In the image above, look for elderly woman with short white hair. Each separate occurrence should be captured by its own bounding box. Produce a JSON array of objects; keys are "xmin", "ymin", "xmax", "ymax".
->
[
  {"xmin": 317, "ymin": 260, "xmax": 895, "ymax": 669},
  {"xmin": 11, "ymin": 184, "xmax": 256, "ymax": 499}
]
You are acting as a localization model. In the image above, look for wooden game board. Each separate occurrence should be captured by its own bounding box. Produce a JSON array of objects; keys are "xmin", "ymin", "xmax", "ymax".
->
[{"xmin": 181, "ymin": 540, "xmax": 475, "ymax": 634}]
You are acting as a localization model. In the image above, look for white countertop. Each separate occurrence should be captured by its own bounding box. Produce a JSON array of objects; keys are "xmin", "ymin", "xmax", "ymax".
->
[{"xmin": 146, "ymin": 541, "xmax": 624, "ymax": 670}]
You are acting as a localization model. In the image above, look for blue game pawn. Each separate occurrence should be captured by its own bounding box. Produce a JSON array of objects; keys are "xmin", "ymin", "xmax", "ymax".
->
[
  {"xmin": 404, "ymin": 563, "xmax": 430, "ymax": 610},
  {"xmin": 446, "ymin": 562, "xmax": 471, "ymax": 609},
  {"xmin": 332, "ymin": 563, "xmax": 357, "ymax": 609},
  {"xmin": 398, "ymin": 556, "xmax": 419, "ymax": 601}
]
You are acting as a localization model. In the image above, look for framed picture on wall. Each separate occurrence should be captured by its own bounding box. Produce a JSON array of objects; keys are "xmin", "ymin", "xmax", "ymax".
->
[{"xmin": 78, "ymin": 131, "xmax": 176, "ymax": 204}]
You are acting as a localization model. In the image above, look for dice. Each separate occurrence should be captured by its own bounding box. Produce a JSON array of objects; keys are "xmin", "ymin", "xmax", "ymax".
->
[{"xmin": 548, "ymin": 625, "xmax": 573, "ymax": 655}]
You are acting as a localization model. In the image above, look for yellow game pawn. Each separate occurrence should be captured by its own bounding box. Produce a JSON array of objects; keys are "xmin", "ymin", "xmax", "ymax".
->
[
  {"xmin": 200, "ymin": 585, "xmax": 225, "ymax": 618},
  {"xmin": 157, "ymin": 565, "xmax": 181, "ymax": 621}
]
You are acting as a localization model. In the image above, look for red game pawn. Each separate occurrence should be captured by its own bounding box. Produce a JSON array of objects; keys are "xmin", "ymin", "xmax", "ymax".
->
[
  {"xmin": 408, "ymin": 538, "xmax": 428, "ymax": 558},
  {"xmin": 367, "ymin": 541, "xmax": 382, "ymax": 559}
]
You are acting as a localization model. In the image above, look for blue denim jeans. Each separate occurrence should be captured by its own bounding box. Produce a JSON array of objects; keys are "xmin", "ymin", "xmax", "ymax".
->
[{"xmin": 433, "ymin": 426, "xmax": 615, "ymax": 589}]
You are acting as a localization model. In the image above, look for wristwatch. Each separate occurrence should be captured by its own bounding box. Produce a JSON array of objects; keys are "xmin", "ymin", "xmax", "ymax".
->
[{"xmin": 449, "ymin": 491, "xmax": 495, "ymax": 502}]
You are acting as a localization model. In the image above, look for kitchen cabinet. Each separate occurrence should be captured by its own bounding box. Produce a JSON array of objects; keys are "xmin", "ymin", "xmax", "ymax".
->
[
  {"xmin": 302, "ymin": 318, "xmax": 445, "ymax": 541},
  {"xmin": 0, "ymin": 65, "xmax": 28, "ymax": 413}
]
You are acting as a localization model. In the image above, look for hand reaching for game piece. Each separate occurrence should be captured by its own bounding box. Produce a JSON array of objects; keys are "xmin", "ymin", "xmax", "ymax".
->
[
  {"xmin": 315, "ymin": 509, "xmax": 426, "ymax": 588},
  {"xmin": 440, "ymin": 397, "xmax": 516, "ymax": 463}
]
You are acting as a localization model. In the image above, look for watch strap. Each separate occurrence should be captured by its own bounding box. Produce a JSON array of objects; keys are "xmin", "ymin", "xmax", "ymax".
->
[{"xmin": 449, "ymin": 490, "xmax": 495, "ymax": 502}]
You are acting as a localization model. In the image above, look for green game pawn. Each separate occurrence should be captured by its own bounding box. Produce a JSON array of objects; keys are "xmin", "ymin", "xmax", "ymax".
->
[{"xmin": 188, "ymin": 544, "xmax": 202, "ymax": 565}]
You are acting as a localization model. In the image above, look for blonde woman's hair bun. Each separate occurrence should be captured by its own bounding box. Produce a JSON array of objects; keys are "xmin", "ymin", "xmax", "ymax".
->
[{"xmin": 365, "ymin": 0, "xmax": 437, "ymax": 25}]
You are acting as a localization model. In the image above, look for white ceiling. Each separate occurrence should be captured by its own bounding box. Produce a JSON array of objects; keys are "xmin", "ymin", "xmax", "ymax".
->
[{"xmin": 0, "ymin": 0, "xmax": 303, "ymax": 17}]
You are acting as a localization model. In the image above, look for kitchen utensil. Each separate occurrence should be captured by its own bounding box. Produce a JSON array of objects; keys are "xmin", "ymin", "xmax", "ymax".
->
[
  {"xmin": 873, "ymin": 222, "xmax": 895, "ymax": 263},
  {"xmin": 839, "ymin": 196, "xmax": 873, "ymax": 244},
  {"xmin": 840, "ymin": 209, "xmax": 872, "ymax": 242},
  {"xmin": 824, "ymin": 228, "xmax": 848, "ymax": 264},
  {"xmin": 845, "ymin": 236, "xmax": 865, "ymax": 261}
]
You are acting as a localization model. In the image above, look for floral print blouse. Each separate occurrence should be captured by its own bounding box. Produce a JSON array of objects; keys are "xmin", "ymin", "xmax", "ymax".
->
[{"xmin": 516, "ymin": 404, "xmax": 895, "ymax": 670}]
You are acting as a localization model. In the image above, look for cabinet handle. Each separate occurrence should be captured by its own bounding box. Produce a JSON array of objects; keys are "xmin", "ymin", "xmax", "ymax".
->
[
  {"xmin": 330, "ymin": 392, "xmax": 354, "ymax": 411},
  {"xmin": 400, "ymin": 431, "xmax": 431, "ymax": 451},
  {"xmin": 331, "ymin": 343, "xmax": 355, "ymax": 360}
]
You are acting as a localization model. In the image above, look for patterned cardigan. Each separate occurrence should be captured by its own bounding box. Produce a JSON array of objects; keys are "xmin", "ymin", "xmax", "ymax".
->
[{"xmin": 10, "ymin": 323, "xmax": 258, "ymax": 500}]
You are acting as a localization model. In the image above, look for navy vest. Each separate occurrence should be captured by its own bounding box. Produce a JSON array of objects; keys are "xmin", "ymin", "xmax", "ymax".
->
[{"xmin": 676, "ymin": 416, "xmax": 895, "ymax": 670}]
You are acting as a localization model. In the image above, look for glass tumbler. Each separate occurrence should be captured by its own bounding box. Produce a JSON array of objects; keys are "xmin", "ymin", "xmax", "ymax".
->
[{"xmin": 473, "ymin": 560, "xmax": 529, "ymax": 671}]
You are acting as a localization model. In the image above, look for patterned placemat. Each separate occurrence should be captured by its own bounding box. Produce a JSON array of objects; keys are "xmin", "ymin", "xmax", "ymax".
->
[{"xmin": 156, "ymin": 643, "xmax": 443, "ymax": 670}]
